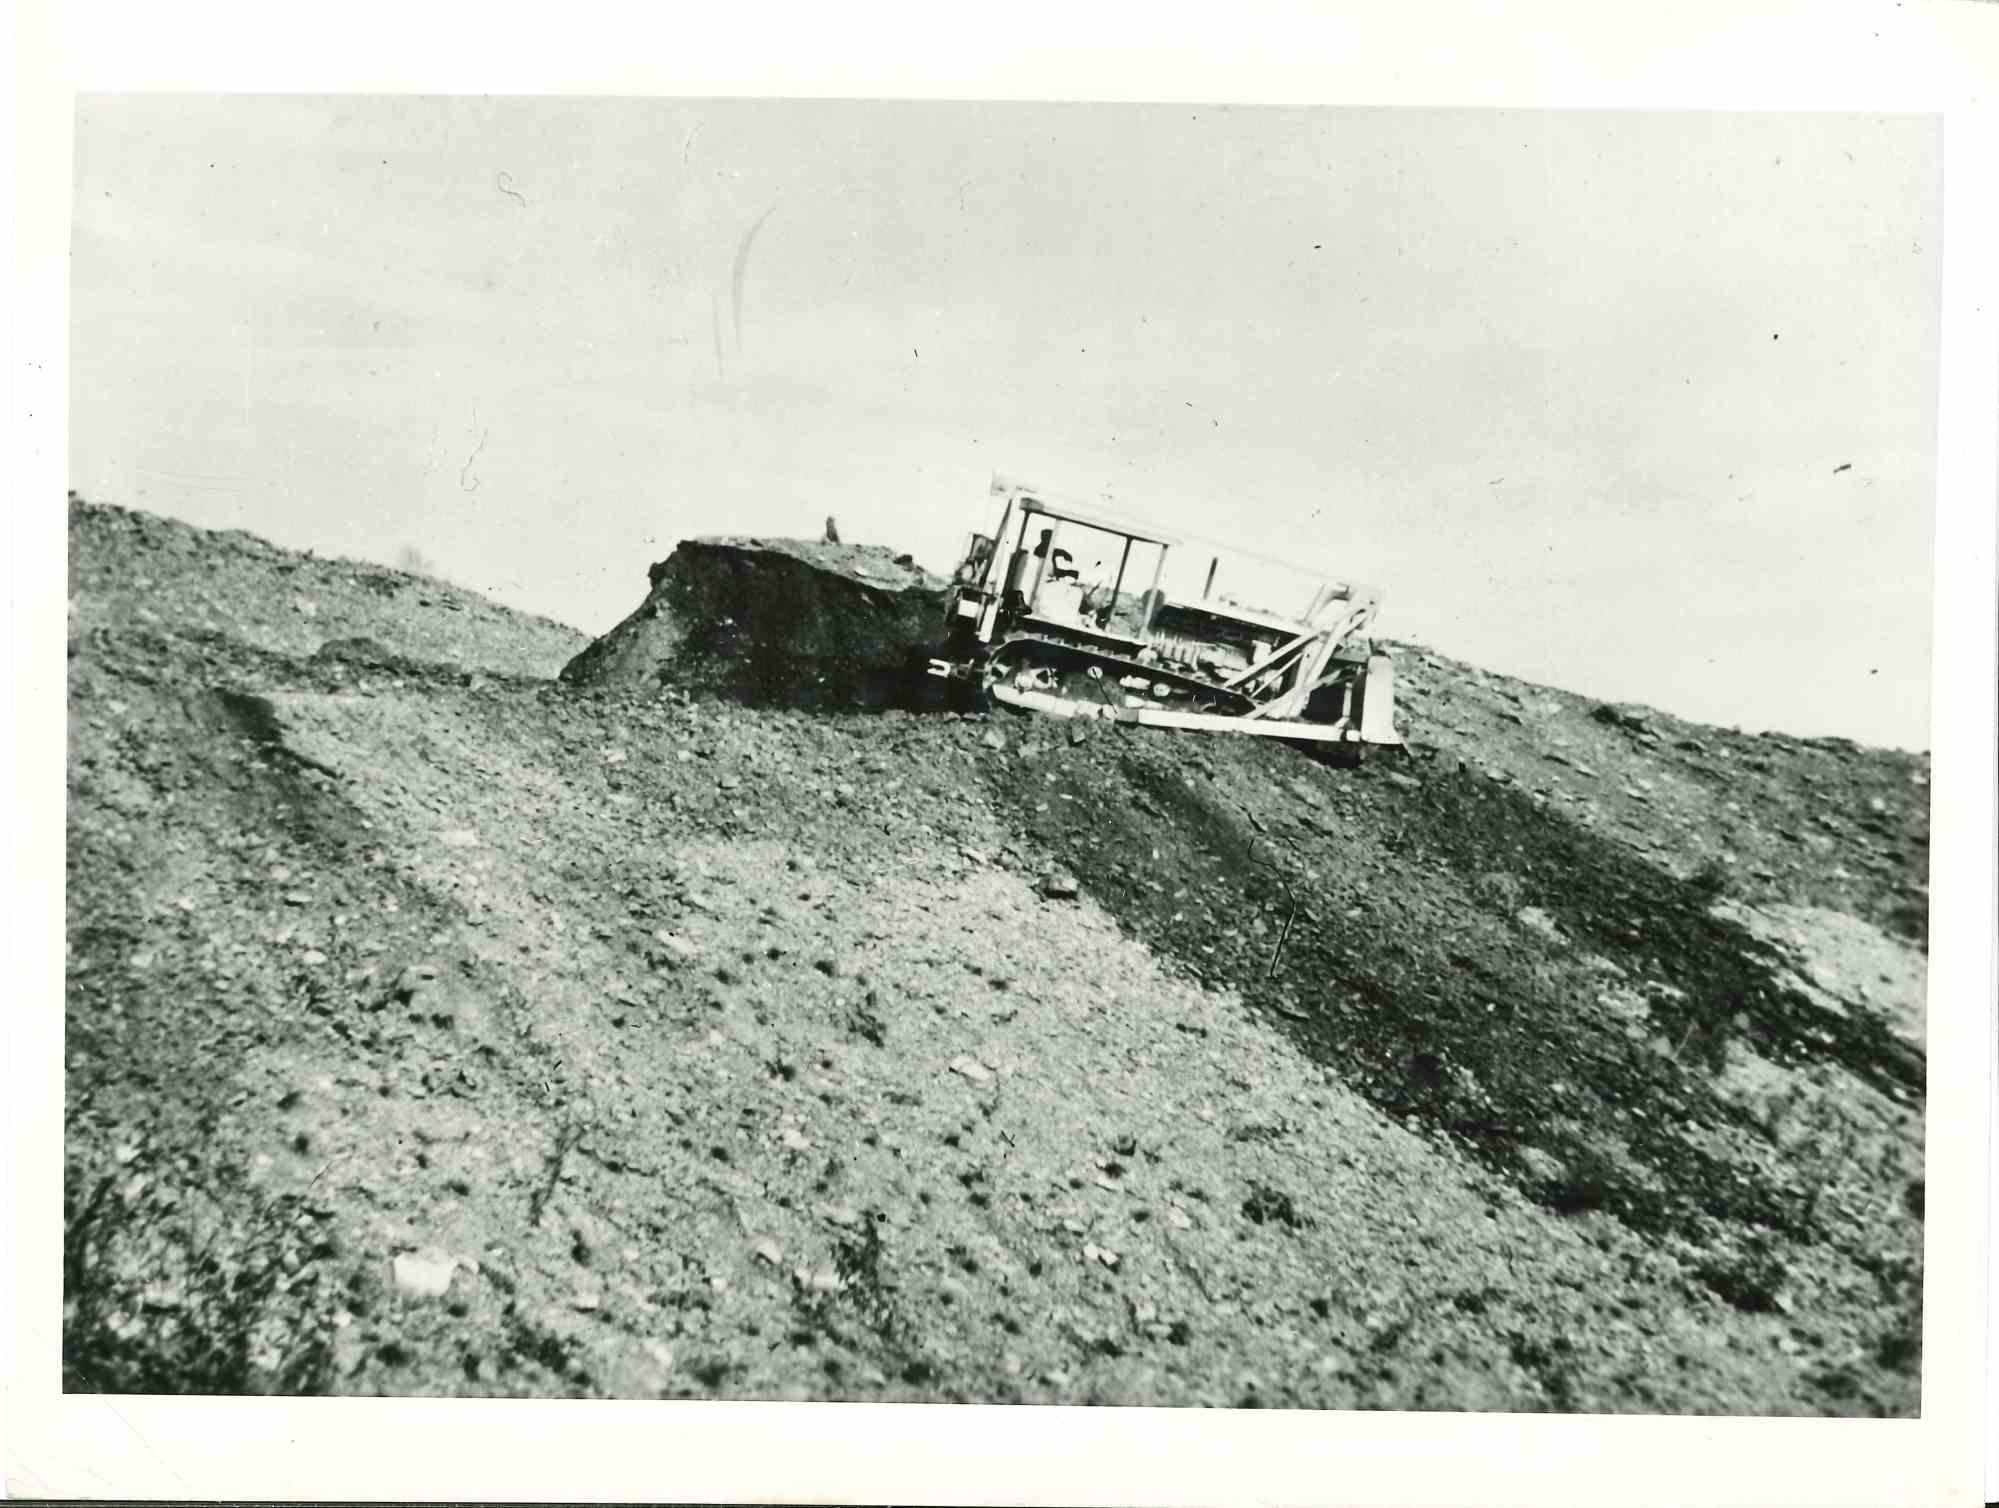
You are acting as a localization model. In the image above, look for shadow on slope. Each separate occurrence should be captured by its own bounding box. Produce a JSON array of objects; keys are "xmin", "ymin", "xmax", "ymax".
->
[{"xmin": 979, "ymin": 725, "xmax": 1923, "ymax": 1300}]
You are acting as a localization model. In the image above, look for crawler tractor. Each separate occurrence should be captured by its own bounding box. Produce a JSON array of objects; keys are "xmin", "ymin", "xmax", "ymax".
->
[{"xmin": 927, "ymin": 476, "xmax": 1402, "ymax": 752}]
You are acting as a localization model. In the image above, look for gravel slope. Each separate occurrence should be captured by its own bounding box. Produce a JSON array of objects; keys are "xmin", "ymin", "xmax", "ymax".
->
[{"xmin": 62, "ymin": 498, "xmax": 1927, "ymax": 1413}]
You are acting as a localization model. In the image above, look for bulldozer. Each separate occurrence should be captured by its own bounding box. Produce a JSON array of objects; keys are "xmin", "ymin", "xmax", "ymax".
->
[{"xmin": 926, "ymin": 475, "xmax": 1402, "ymax": 753}]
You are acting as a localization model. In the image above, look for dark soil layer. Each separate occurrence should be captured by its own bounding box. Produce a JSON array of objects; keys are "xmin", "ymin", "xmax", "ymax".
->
[{"xmin": 559, "ymin": 538, "xmax": 946, "ymax": 709}]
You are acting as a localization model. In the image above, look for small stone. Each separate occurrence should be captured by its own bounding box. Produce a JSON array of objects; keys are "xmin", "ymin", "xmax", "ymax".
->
[
  {"xmin": 139, "ymin": 1277, "xmax": 184, "ymax": 1313},
  {"xmin": 334, "ymin": 1332, "xmax": 368, "ymax": 1377},
  {"xmin": 948, "ymin": 1055, "xmax": 993, "ymax": 1084},
  {"xmin": 572, "ymin": 1292, "xmax": 602, "ymax": 1312},
  {"xmin": 808, "ymin": 1266, "xmax": 844, "ymax": 1293},
  {"xmin": 652, "ymin": 931, "xmax": 699, "ymax": 962},
  {"xmin": 392, "ymin": 1250, "xmax": 459, "ymax": 1299},
  {"xmin": 820, "ymin": 1203, "xmax": 861, "ymax": 1229},
  {"xmin": 282, "ymin": 891, "xmax": 312, "ymax": 907},
  {"xmin": 1385, "ymin": 772, "xmax": 1420, "ymax": 792},
  {"xmin": 1039, "ymin": 871, "xmax": 1080, "ymax": 901},
  {"xmin": 301, "ymin": 950, "xmax": 328, "ymax": 966},
  {"xmin": 1067, "ymin": 723, "xmax": 1089, "ymax": 746},
  {"xmin": 1517, "ymin": 1146, "xmax": 1565, "ymax": 1183},
  {"xmin": 440, "ymin": 829, "xmax": 480, "ymax": 848},
  {"xmin": 981, "ymin": 729, "xmax": 1008, "ymax": 752},
  {"xmin": 752, "ymin": 1237, "xmax": 783, "ymax": 1266},
  {"xmin": 781, "ymin": 1127, "xmax": 813, "ymax": 1152},
  {"xmin": 1166, "ymin": 1205, "xmax": 1193, "ymax": 1230},
  {"xmin": 393, "ymin": 963, "xmax": 440, "ymax": 1000},
  {"xmin": 1516, "ymin": 906, "xmax": 1566, "ymax": 943},
  {"xmin": 718, "ymin": 774, "xmax": 742, "ymax": 792}
]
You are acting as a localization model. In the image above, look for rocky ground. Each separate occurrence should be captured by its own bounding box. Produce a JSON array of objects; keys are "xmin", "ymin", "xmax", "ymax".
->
[{"xmin": 62, "ymin": 497, "xmax": 1928, "ymax": 1413}]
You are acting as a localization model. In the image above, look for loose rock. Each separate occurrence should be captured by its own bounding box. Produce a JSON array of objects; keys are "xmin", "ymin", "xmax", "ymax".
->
[
  {"xmin": 393, "ymin": 963, "xmax": 440, "ymax": 1000},
  {"xmin": 392, "ymin": 1250, "xmax": 459, "ymax": 1300}
]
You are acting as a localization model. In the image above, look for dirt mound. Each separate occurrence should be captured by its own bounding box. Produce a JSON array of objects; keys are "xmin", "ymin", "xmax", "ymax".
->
[
  {"xmin": 63, "ymin": 498, "xmax": 1927, "ymax": 1414},
  {"xmin": 559, "ymin": 537, "xmax": 947, "ymax": 709}
]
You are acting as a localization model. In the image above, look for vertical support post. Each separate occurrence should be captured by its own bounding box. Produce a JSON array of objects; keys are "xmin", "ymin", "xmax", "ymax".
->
[
  {"xmin": 980, "ymin": 497, "xmax": 1014, "ymax": 593},
  {"xmin": 1202, "ymin": 555, "xmax": 1218, "ymax": 601},
  {"xmin": 1104, "ymin": 536, "xmax": 1134, "ymax": 624},
  {"xmin": 1027, "ymin": 519, "xmax": 1056, "ymax": 614},
  {"xmin": 1002, "ymin": 507, "xmax": 1035, "ymax": 607},
  {"xmin": 1142, "ymin": 544, "xmax": 1168, "ymax": 636}
]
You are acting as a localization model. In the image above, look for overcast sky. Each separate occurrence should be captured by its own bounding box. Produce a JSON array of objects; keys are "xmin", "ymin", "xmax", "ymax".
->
[{"xmin": 69, "ymin": 97, "xmax": 1939, "ymax": 748}]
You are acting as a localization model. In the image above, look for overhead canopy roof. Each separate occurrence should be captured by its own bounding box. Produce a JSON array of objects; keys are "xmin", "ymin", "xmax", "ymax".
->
[{"xmin": 1009, "ymin": 491, "xmax": 1180, "ymax": 549}]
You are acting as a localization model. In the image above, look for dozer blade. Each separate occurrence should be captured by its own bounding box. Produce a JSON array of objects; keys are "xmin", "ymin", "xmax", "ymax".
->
[
  {"xmin": 991, "ymin": 683, "xmax": 1374, "ymax": 745},
  {"xmin": 1358, "ymin": 652, "xmax": 1402, "ymax": 746}
]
